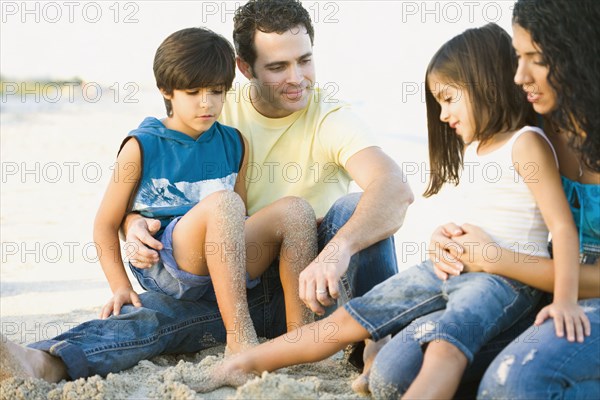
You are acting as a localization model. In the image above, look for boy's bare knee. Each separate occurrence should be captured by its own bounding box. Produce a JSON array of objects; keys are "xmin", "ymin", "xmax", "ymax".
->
[
  {"xmin": 200, "ymin": 190, "xmax": 246, "ymax": 217},
  {"xmin": 279, "ymin": 196, "xmax": 315, "ymax": 223}
]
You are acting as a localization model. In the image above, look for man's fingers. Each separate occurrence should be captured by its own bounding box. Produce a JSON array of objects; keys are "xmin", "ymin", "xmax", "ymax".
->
[{"xmin": 326, "ymin": 276, "xmax": 340, "ymax": 300}]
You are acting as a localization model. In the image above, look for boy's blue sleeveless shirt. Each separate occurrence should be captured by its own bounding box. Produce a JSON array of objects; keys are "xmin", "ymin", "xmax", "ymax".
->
[{"xmin": 122, "ymin": 117, "xmax": 244, "ymax": 233}]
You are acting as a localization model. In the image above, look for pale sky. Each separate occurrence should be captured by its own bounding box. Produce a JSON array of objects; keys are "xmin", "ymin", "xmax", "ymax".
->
[{"xmin": 1, "ymin": 0, "xmax": 515, "ymax": 135}]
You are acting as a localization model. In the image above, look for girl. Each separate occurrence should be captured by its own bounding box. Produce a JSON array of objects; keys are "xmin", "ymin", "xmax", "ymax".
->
[
  {"xmin": 478, "ymin": 0, "xmax": 600, "ymax": 397},
  {"xmin": 193, "ymin": 23, "xmax": 586, "ymax": 399}
]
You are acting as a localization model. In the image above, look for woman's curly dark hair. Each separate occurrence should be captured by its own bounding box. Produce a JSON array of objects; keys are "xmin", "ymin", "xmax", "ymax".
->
[{"xmin": 513, "ymin": 0, "xmax": 600, "ymax": 172}]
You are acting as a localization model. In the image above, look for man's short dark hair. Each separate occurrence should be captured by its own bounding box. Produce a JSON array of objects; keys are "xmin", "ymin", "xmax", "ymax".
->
[
  {"xmin": 233, "ymin": 0, "xmax": 314, "ymax": 69},
  {"xmin": 153, "ymin": 27, "xmax": 235, "ymax": 116}
]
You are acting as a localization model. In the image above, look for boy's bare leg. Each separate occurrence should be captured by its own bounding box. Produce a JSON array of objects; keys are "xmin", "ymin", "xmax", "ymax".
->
[
  {"xmin": 401, "ymin": 340, "xmax": 467, "ymax": 399},
  {"xmin": 173, "ymin": 191, "xmax": 258, "ymax": 354},
  {"xmin": 0, "ymin": 336, "xmax": 67, "ymax": 382},
  {"xmin": 245, "ymin": 197, "xmax": 317, "ymax": 331},
  {"xmin": 351, "ymin": 336, "xmax": 390, "ymax": 395},
  {"xmin": 194, "ymin": 307, "xmax": 370, "ymax": 392}
]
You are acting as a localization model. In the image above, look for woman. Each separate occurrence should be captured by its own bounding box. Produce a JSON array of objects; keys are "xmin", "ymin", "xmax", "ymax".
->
[
  {"xmin": 478, "ymin": 0, "xmax": 600, "ymax": 397},
  {"xmin": 367, "ymin": 0, "xmax": 599, "ymax": 398}
]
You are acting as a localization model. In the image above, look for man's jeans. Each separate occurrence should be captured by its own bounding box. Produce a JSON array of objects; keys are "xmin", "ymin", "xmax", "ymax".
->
[{"xmin": 28, "ymin": 193, "xmax": 398, "ymax": 379}]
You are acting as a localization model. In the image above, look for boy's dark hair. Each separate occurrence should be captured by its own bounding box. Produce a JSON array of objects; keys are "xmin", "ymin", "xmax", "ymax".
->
[
  {"xmin": 514, "ymin": 0, "xmax": 600, "ymax": 172},
  {"xmin": 233, "ymin": 0, "xmax": 314, "ymax": 70},
  {"xmin": 423, "ymin": 23, "xmax": 535, "ymax": 197},
  {"xmin": 154, "ymin": 27, "xmax": 236, "ymax": 116}
]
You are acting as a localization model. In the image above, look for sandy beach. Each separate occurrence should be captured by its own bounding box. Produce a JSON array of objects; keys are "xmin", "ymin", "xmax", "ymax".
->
[
  {"xmin": 0, "ymin": 2, "xmax": 504, "ymax": 395},
  {"xmin": 0, "ymin": 83, "xmax": 456, "ymax": 398}
]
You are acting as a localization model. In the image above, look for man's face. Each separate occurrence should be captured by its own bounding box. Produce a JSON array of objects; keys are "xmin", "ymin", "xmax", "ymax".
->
[{"xmin": 245, "ymin": 25, "xmax": 315, "ymax": 118}]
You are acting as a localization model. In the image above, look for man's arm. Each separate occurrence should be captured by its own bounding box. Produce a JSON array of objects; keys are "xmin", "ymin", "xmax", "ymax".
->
[
  {"xmin": 334, "ymin": 146, "xmax": 413, "ymax": 255},
  {"xmin": 299, "ymin": 146, "xmax": 413, "ymax": 314}
]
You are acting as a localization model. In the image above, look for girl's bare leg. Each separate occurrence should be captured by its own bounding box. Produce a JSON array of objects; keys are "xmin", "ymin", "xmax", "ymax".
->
[
  {"xmin": 245, "ymin": 197, "xmax": 318, "ymax": 331},
  {"xmin": 402, "ymin": 340, "xmax": 467, "ymax": 399},
  {"xmin": 195, "ymin": 307, "xmax": 370, "ymax": 392},
  {"xmin": 173, "ymin": 191, "xmax": 258, "ymax": 353}
]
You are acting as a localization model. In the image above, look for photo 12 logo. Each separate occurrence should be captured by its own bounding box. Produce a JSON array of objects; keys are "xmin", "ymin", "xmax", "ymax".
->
[{"xmin": 1, "ymin": 1, "xmax": 140, "ymax": 24}]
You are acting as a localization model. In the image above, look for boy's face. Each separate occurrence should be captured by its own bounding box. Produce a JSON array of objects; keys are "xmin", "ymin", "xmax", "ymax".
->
[
  {"xmin": 241, "ymin": 25, "xmax": 315, "ymax": 118},
  {"xmin": 162, "ymin": 87, "xmax": 226, "ymax": 138}
]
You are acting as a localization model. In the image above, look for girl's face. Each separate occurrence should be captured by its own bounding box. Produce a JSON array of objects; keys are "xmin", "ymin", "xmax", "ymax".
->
[
  {"xmin": 428, "ymin": 74, "xmax": 476, "ymax": 144},
  {"xmin": 512, "ymin": 23, "xmax": 558, "ymax": 115}
]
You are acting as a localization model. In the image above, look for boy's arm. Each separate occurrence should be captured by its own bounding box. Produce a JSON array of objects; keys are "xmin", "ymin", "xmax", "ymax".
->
[
  {"xmin": 94, "ymin": 138, "xmax": 143, "ymax": 317},
  {"xmin": 513, "ymin": 132, "xmax": 589, "ymax": 341},
  {"xmin": 234, "ymin": 134, "xmax": 249, "ymax": 208}
]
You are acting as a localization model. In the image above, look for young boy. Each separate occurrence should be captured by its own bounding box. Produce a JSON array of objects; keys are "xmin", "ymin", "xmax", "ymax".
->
[{"xmin": 93, "ymin": 27, "xmax": 317, "ymax": 354}]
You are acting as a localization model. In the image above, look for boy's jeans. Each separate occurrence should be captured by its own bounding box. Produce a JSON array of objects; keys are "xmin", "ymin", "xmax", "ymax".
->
[{"xmin": 28, "ymin": 193, "xmax": 398, "ymax": 379}]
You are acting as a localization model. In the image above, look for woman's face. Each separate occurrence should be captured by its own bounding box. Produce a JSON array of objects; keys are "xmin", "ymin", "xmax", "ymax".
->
[{"xmin": 512, "ymin": 23, "xmax": 558, "ymax": 115}]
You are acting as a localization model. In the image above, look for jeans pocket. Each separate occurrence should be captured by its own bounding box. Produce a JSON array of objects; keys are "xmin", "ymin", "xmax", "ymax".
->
[{"xmin": 129, "ymin": 264, "xmax": 169, "ymax": 296}]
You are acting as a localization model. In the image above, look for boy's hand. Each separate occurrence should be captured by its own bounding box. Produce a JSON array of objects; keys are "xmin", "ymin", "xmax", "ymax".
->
[
  {"xmin": 535, "ymin": 301, "xmax": 591, "ymax": 343},
  {"xmin": 100, "ymin": 287, "xmax": 142, "ymax": 319},
  {"xmin": 125, "ymin": 217, "xmax": 162, "ymax": 268}
]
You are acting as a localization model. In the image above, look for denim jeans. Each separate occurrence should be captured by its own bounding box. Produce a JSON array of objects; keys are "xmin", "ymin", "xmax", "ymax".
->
[
  {"xmin": 478, "ymin": 297, "xmax": 600, "ymax": 400},
  {"xmin": 28, "ymin": 193, "xmax": 398, "ymax": 379},
  {"xmin": 368, "ymin": 304, "xmax": 542, "ymax": 399},
  {"xmin": 345, "ymin": 261, "xmax": 541, "ymax": 398}
]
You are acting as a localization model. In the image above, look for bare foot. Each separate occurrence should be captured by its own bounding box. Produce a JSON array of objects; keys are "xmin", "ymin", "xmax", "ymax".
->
[
  {"xmin": 224, "ymin": 338, "xmax": 259, "ymax": 358},
  {"xmin": 0, "ymin": 335, "xmax": 68, "ymax": 382},
  {"xmin": 192, "ymin": 355, "xmax": 255, "ymax": 393},
  {"xmin": 351, "ymin": 336, "xmax": 390, "ymax": 395}
]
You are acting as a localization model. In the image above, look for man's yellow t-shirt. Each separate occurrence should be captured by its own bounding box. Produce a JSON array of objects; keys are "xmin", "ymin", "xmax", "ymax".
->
[{"xmin": 220, "ymin": 85, "xmax": 377, "ymax": 218}]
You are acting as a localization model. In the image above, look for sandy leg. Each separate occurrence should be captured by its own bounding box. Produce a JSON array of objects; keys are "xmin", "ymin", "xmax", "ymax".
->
[{"xmin": 0, "ymin": 335, "xmax": 67, "ymax": 382}]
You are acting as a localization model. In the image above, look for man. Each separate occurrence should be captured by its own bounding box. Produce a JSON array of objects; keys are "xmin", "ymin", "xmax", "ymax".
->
[{"xmin": 1, "ymin": 0, "xmax": 412, "ymax": 391}]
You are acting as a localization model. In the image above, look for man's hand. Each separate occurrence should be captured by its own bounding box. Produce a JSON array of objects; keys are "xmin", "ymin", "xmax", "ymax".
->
[
  {"xmin": 299, "ymin": 242, "xmax": 351, "ymax": 315},
  {"xmin": 100, "ymin": 287, "xmax": 142, "ymax": 319},
  {"xmin": 125, "ymin": 217, "xmax": 162, "ymax": 268}
]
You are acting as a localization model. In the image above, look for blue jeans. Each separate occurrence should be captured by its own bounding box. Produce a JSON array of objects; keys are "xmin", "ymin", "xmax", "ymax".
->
[
  {"xmin": 28, "ymin": 193, "xmax": 398, "ymax": 379},
  {"xmin": 369, "ymin": 304, "xmax": 542, "ymax": 399},
  {"xmin": 478, "ymin": 297, "xmax": 600, "ymax": 399},
  {"xmin": 345, "ymin": 259, "xmax": 540, "ymax": 364}
]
